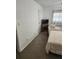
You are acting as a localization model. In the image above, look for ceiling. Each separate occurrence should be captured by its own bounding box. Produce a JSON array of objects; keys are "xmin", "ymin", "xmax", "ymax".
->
[{"xmin": 35, "ymin": 0, "xmax": 62, "ymax": 10}]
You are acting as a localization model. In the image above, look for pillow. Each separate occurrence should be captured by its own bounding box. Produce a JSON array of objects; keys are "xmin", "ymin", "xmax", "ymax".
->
[
  {"xmin": 49, "ymin": 24, "xmax": 62, "ymax": 32},
  {"xmin": 54, "ymin": 26, "xmax": 61, "ymax": 31}
]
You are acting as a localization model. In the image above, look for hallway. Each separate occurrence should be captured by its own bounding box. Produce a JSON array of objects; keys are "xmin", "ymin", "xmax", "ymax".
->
[{"xmin": 16, "ymin": 31, "xmax": 62, "ymax": 59}]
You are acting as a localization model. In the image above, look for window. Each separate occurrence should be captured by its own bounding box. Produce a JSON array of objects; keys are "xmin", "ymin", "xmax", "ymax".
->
[{"xmin": 53, "ymin": 13, "xmax": 62, "ymax": 25}]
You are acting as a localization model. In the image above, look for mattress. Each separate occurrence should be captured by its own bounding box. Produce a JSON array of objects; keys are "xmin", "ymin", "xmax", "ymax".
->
[{"xmin": 46, "ymin": 31, "xmax": 62, "ymax": 55}]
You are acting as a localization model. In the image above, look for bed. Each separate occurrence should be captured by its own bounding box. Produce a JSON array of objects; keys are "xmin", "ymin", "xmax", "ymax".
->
[{"xmin": 46, "ymin": 29, "xmax": 62, "ymax": 55}]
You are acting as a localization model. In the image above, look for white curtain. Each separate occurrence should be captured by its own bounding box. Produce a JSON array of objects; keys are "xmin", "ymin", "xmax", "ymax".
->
[
  {"xmin": 53, "ymin": 12, "xmax": 62, "ymax": 27},
  {"xmin": 53, "ymin": 12, "xmax": 62, "ymax": 23}
]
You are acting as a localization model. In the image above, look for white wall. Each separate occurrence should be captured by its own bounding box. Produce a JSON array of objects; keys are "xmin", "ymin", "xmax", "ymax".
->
[
  {"xmin": 43, "ymin": 8, "xmax": 50, "ymax": 19},
  {"xmin": 16, "ymin": 0, "xmax": 43, "ymax": 52},
  {"xmin": 43, "ymin": 7, "xmax": 53, "ymax": 25}
]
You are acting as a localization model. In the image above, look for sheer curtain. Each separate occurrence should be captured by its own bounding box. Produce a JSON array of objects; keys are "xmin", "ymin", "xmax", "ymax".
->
[{"xmin": 53, "ymin": 12, "xmax": 62, "ymax": 26}]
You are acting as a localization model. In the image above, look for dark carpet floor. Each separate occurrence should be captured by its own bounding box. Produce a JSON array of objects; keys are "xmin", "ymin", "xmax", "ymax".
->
[{"xmin": 16, "ymin": 31, "xmax": 62, "ymax": 59}]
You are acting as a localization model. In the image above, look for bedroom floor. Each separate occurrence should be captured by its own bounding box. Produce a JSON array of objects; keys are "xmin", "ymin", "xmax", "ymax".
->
[{"xmin": 16, "ymin": 31, "xmax": 62, "ymax": 59}]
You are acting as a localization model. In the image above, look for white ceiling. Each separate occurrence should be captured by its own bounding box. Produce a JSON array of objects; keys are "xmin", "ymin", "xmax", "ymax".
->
[{"xmin": 35, "ymin": 0, "xmax": 62, "ymax": 10}]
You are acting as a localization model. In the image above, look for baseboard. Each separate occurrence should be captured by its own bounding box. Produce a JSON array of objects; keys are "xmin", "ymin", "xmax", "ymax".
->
[{"xmin": 18, "ymin": 32, "xmax": 39, "ymax": 52}]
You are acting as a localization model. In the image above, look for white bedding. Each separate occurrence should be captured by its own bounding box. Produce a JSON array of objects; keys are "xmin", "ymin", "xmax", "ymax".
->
[{"xmin": 46, "ymin": 31, "xmax": 62, "ymax": 55}]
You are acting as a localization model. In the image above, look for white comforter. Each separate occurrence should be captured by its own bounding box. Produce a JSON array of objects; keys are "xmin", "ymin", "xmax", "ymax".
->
[{"xmin": 46, "ymin": 31, "xmax": 62, "ymax": 55}]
